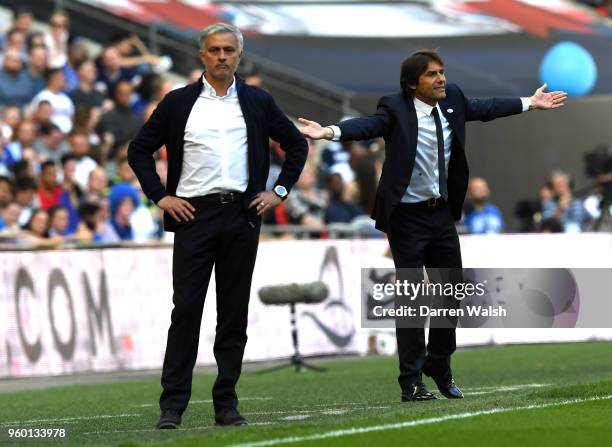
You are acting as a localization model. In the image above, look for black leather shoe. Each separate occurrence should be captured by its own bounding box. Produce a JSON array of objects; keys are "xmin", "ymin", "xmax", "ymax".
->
[
  {"xmin": 422, "ymin": 365, "xmax": 464, "ymax": 399},
  {"xmin": 401, "ymin": 382, "xmax": 437, "ymax": 401},
  {"xmin": 156, "ymin": 410, "xmax": 181, "ymax": 429},
  {"xmin": 215, "ymin": 408, "xmax": 248, "ymax": 426}
]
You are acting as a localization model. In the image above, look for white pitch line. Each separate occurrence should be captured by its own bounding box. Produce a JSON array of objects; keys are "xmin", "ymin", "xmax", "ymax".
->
[
  {"xmin": 463, "ymin": 383, "xmax": 551, "ymax": 391},
  {"xmin": 133, "ymin": 397, "xmax": 273, "ymax": 408},
  {"xmin": 230, "ymin": 395, "xmax": 612, "ymax": 447},
  {"xmin": 465, "ymin": 384, "xmax": 552, "ymax": 396},
  {"xmin": 244, "ymin": 406, "xmax": 391, "ymax": 416},
  {"xmin": 83, "ymin": 421, "xmax": 274, "ymax": 435},
  {"xmin": 1, "ymin": 413, "xmax": 142, "ymax": 427}
]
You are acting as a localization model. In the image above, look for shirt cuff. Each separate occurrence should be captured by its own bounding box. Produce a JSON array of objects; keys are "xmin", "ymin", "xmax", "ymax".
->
[
  {"xmin": 328, "ymin": 125, "xmax": 341, "ymax": 141},
  {"xmin": 521, "ymin": 97, "xmax": 532, "ymax": 112}
]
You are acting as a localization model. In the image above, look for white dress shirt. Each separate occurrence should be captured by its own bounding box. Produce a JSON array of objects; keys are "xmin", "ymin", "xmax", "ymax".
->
[
  {"xmin": 329, "ymin": 97, "xmax": 531, "ymax": 202},
  {"xmin": 176, "ymin": 76, "xmax": 248, "ymax": 197}
]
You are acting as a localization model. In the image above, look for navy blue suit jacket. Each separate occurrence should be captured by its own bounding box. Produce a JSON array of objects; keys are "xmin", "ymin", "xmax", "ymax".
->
[
  {"xmin": 338, "ymin": 84, "xmax": 522, "ymax": 233},
  {"xmin": 128, "ymin": 75, "xmax": 308, "ymax": 231}
]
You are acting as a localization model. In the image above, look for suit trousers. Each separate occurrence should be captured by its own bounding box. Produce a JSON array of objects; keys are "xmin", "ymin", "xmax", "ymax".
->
[
  {"xmin": 388, "ymin": 201, "xmax": 462, "ymax": 390},
  {"xmin": 159, "ymin": 197, "xmax": 260, "ymax": 415}
]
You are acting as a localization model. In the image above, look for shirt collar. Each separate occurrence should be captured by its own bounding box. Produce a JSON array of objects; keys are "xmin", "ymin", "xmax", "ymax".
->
[
  {"xmin": 413, "ymin": 96, "xmax": 438, "ymax": 116},
  {"xmin": 201, "ymin": 74, "xmax": 237, "ymax": 98}
]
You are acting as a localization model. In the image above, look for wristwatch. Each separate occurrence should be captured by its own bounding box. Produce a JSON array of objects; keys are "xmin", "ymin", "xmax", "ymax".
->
[{"xmin": 273, "ymin": 185, "xmax": 288, "ymax": 201}]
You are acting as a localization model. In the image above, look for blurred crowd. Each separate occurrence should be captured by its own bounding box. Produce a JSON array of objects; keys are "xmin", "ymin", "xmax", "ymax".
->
[
  {"xmin": 0, "ymin": 7, "xmax": 177, "ymax": 246},
  {"xmin": 0, "ymin": 7, "xmax": 608, "ymax": 247},
  {"xmin": 576, "ymin": 0, "xmax": 612, "ymax": 17}
]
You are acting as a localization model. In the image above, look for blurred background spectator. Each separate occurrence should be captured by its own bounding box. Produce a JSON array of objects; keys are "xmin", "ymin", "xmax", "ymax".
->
[{"xmin": 463, "ymin": 177, "xmax": 505, "ymax": 234}]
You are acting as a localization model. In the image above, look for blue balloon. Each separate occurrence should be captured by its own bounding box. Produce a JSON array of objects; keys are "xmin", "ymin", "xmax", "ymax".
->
[{"xmin": 539, "ymin": 41, "xmax": 597, "ymax": 96}]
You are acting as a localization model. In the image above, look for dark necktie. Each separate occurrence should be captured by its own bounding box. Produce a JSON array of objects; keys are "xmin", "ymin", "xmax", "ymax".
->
[{"xmin": 431, "ymin": 107, "xmax": 448, "ymax": 200}]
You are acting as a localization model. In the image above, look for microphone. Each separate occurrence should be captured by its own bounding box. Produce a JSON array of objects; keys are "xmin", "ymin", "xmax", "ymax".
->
[{"xmin": 258, "ymin": 281, "xmax": 329, "ymax": 305}]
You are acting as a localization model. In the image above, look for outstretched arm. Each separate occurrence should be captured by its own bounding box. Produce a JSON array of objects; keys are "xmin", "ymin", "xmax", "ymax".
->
[
  {"xmin": 529, "ymin": 83, "xmax": 567, "ymax": 110},
  {"xmin": 299, "ymin": 96, "xmax": 394, "ymax": 142},
  {"xmin": 297, "ymin": 118, "xmax": 334, "ymax": 140}
]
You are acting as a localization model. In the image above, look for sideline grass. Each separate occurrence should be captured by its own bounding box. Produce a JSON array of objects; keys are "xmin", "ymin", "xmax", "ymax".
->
[{"xmin": 1, "ymin": 341, "xmax": 611, "ymax": 446}]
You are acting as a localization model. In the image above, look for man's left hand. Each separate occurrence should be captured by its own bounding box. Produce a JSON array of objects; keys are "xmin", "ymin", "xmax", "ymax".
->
[
  {"xmin": 249, "ymin": 191, "xmax": 282, "ymax": 216},
  {"xmin": 530, "ymin": 83, "xmax": 568, "ymax": 110}
]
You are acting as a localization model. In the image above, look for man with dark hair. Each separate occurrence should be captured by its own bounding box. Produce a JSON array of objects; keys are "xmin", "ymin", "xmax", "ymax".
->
[
  {"xmin": 128, "ymin": 22, "xmax": 307, "ymax": 428},
  {"xmin": 299, "ymin": 49, "xmax": 566, "ymax": 402},
  {"xmin": 96, "ymin": 79, "xmax": 142, "ymax": 153},
  {"xmin": 70, "ymin": 59, "xmax": 105, "ymax": 110},
  {"xmin": 0, "ymin": 48, "xmax": 34, "ymax": 106},
  {"xmin": 14, "ymin": 176, "xmax": 38, "ymax": 225},
  {"xmin": 33, "ymin": 122, "xmax": 68, "ymax": 163},
  {"xmin": 30, "ymin": 68, "xmax": 74, "ymax": 133}
]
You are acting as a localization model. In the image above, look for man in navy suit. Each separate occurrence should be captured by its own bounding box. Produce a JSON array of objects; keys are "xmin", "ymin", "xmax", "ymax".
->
[
  {"xmin": 128, "ymin": 23, "xmax": 307, "ymax": 428},
  {"xmin": 299, "ymin": 50, "xmax": 566, "ymax": 401}
]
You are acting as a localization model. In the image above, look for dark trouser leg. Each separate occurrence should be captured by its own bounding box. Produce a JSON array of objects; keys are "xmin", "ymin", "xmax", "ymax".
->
[
  {"xmin": 211, "ymin": 203, "xmax": 260, "ymax": 411},
  {"xmin": 160, "ymin": 205, "xmax": 220, "ymax": 415},
  {"xmin": 424, "ymin": 204, "xmax": 463, "ymax": 377},
  {"xmin": 388, "ymin": 205, "xmax": 431, "ymax": 390}
]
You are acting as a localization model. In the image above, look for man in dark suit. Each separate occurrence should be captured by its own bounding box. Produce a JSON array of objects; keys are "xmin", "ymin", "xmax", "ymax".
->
[
  {"xmin": 299, "ymin": 50, "xmax": 566, "ymax": 402},
  {"xmin": 128, "ymin": 23, "xmax": 307, "ymax": 428}
]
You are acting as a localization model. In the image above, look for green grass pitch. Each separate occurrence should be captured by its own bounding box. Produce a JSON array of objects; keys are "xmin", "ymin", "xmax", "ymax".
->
[{"xmin": 1, "ymin": 341, "xmax": 611, "ymax": 446}]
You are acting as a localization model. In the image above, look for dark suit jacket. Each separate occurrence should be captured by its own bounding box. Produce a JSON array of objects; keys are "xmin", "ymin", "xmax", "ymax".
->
[
  {"xmin": 338, "ymin": 84, "xmax": 522, "ymax": 233},
  {"xmin": 128, "ymin": 75, "xmax": 308, "ymax": 232}
]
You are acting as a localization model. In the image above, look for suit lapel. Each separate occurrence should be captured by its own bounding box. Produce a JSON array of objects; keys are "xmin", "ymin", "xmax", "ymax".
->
[
  {"xmin": 438, "ymin": 98, "xmax": 458, "ymax": 134},
  {"xmin": 400, "ymin": 93, "xmax": 418, "ymax": 152},
  {"xmin": 236, "ymin": 78, "xmax": 255, "ymax": 188}
]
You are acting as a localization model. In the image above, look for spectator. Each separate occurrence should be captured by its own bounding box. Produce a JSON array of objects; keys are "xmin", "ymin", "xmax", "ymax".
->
[
  {"xmin": 0, "ymin": 175, "xmax": 13, "ymax": 206},
  {"xmin": 137, "ymin": 73, "xmax": 173, "ymax": 119},
  {"xmin": 108, "ymin": 182, "xmax": 139, "ymax": 240},
  {"xmin": 63, "ymin": 41, "xmax": 88, "ymax": 92},
  {"xmin": 2, "ymin": 28, "xmax": 27, "ymax": 61},
  {"xmin": 96, "ymin": 80, "xmax": 142, "ymax": 155},
  {"xmin": 74, "ymin": 201, "xmax": 106, "ymax": 242},
  {"xmin": 325, "ymin": 172, "xmax": 364, "ymax": 223},
  {"xmin": 48, "ymin": 205, "xmax": 72, "ymax": 236},
  {"xmin": 70, "ymin": 59, "xmax": 105, "ymax": 110},
  {"xmin": 26, "ymin": 32, "xmax": 45, "ymax": 52},
  {"xmin": 21, "ymin": 207, "xmax": 62, "ymax": 245},
  {"xmin": 6, "ymin": 119, "xmax": 37, "ymax": 162},
  {"xmin": 33, "ymin": 122, "xmax": 68, "ymax": 163},
  {"xmin": 85, "ymin": 166, "xmax": 108, "ymax": 201},
  {"xmin": 68, "ymin": 129, "xmax": 98, "ymax": 190},
  {"xmin": 0, "ymin": 202, "xmax": 21, "ymax": 234},
  {"xmin": 44, "ymin": 11, "xmax": 70, "ymax": 69},
  {"xmin": 25, "ymin": 44, "xmax": 48, "ymax": 96},
  {"xmin": 109, "ymin": 31, "xmax": 163, "ymax": 75},
  {"xmin": 113, "ymin": 157, "xmax": 137, "ymax": 185},
  {"xmin": 95, "ymin": 46, "xmax": 133, "ymax": 99},
  {"xmin": 320, "ymin": 140, "xmax": 353, "ymax": 183},
  {"xmin": 30, "ymin": 68, "xmax": 75, "ymax": 133},
  {"xmin": 542, "ymin": 170, "xmax": 590, "ymax": 232},
  {"xmin": 285, "ymin": 166, "xmax": 327, "ymax": 227},
  {"xmin": 4, "ymin": 8, "xmax": 34, "ymax": 46},
  {"xmin": 0, "ymin": 48, "xmax": 35, "ymax": 107},
  {"xmin": 31, "ymin": 100, "xmax": 54, "ymax": 127},
  {"xmin": 0, "ymin": 105, "xmax": 22, "ymax": 141},
  {"xmin": 36, "ymin": 160, "xmax": 68, "ymax": 209},
  {"xmin": 59, "ymin": 153, "xmax": 83, "ymax": 232},
  {"xmin": 464, "ymin": 177, "xmax": 505, "ymax": 234}
]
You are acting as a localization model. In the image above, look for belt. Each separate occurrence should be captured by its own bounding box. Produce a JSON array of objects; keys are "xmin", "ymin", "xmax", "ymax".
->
[
  {"xmin": 403, "ymin": 197, "xmax": 446, "ymax": 209},
  {"xmin": 186, "ymin": 191, "xmax": 243, "ymax": 204}
]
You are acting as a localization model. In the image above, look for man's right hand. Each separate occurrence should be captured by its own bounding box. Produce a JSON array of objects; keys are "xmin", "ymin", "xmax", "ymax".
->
[
  {"xmin": 157, "ymin": 196, "xmax": 196, "ymax": 222},
  {"xmin": 298, "ymin": 118, "xmax": 333, "ymax": 140}
]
